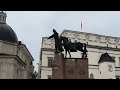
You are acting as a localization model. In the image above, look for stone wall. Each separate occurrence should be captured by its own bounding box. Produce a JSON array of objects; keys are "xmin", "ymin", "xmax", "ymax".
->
[{"xmin": 0, "ymin": 56, "xmax": 25, "ymax": 79}]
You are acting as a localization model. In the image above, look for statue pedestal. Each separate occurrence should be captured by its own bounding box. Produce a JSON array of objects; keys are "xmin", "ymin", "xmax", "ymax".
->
[
  {"xmin": 52, "ymin": 53, "xmax": 89, "ymax": 79},
  {"xmin": 52, "ymin": 53, "xmax": 64, "ymax": 79}
]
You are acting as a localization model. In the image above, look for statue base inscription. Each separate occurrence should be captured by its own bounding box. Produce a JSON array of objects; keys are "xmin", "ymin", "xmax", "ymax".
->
[{"xmin": 52, "ymin": 53, "xmax": 89, "ymax": 79}]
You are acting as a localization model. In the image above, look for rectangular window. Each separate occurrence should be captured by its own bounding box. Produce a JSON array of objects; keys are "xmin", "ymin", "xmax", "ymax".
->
[
  {"xmin": 116, "ymin": 76, "xmax": 120, "ymax": 79},
  {"xmin": 48, "ymin": 75, "xmax": 52, "ymax": 79},
  {"xmin": 48, "ymin": 57, "xmax": 53, "ymax": 68},
  {"xmin": 3, "ymin": 16, "xmax": 4, "ymax": 21},
  {"xmin": 0, "ymin": 15, "xmax": 1, "ymax": 21},
  {"xmin": 119, "ymin": 57, "xmax": 120, "ymax": 67}
]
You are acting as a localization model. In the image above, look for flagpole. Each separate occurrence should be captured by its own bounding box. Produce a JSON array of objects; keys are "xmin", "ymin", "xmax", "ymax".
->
[{"xmin": 81, "ymin": 21, "xmax": 82, "ymax": 31}]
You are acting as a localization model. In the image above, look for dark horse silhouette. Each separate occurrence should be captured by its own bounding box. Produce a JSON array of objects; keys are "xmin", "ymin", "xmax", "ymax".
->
[{"xmin": 60, "ymin": 36, "xmax": 87, "ymax": 58}]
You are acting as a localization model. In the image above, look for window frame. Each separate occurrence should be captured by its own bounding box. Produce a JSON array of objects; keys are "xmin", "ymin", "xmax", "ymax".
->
[{"xmin": 48, "ymin": 57, "xmax": 53, "ymax": 68}]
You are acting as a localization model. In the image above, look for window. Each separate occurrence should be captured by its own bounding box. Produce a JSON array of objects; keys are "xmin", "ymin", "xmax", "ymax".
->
[
  {"xmin": 0, "ymin": 15, "xmax": 1, "ymax": 21},
  {"xmin": 116, "ymin": 76, "xmax": 120, "ymax": 79},
  {"xmin": 48, "ymin": 75, "xmax": 52, "ymax": 79},
  {"xmin": 3, "ymin": 16, "xmax": 4, "ymax": 21},
  {"xmin": 48, "ymin": 57, "xmax": 53, "ymax": 67}
]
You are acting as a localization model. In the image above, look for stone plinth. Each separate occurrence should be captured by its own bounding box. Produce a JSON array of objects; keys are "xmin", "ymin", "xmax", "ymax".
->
[
  {"xmin": 64, "ymin": 58, "xmax": 88, "ymax": 79},
  {"xmin": 52, "ymin": 53, "xmax": 89, "ymax": 79},
  {"xmin": 52, "ymin": 53, "xmax": 64, "ymax": 79}
]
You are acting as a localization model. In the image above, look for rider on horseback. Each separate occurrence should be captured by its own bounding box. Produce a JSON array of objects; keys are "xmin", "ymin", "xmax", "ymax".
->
[{"xmin": 48, "ymin": 29, "xmax": 64, "ymax": 53}]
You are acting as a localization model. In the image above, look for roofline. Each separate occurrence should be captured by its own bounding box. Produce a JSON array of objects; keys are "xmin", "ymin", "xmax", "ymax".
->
[
  {"xmin": 61, "ymin": 29, "xmax": 120, "ymax": 39},
  {"xmin": 0, "ymin": 40, "xmax": 34, "ymax": 61},
  {"xmin": 20, "ymin": 44, "xmax": 34, "ymax": 61},
  {"xmin": 42, "ymin": 37, "xmax": 48, "ymax": 38},
  {"xmin": 40, "ymin": 37, "xmax": 44, "ymax": 60}
]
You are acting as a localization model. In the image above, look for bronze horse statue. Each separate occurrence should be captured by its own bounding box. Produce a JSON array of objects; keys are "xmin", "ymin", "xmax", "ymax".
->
[{"xmin": 60, "ymin": 36, "xmax": 87, "ymax": 58}]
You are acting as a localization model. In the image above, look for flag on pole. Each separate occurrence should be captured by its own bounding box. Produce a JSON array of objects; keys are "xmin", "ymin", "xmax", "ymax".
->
[{"xmin": 81, "ymin": 21, "xmax": 82, "ymax": 30}]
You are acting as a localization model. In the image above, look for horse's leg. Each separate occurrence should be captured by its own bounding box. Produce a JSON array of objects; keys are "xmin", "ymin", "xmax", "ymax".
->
[
  {"xmin": 82, "ymin": 52, "xmax": 84, "ymax": 58},
  {"xmin": 82, "ymin": 52, "xmax": 83, "ymax": 58},
  {"xmin": 82, "ymin": 50, "xmax": 87, "ymax": 58},
  {"xmin": 77, "ymin": 48, "xmax": 84, "ymax": 58},
  {"xmin": 65, "ymin": 50, "xmax": 67, "ymax": 58},
  {"xmin": 68, "ymin": 50, "xmax": 71, "ymax": 58},
  {"xmin": 81, "ymin": 49, "xmax": 84, "ymax": 58},
  {"xmin": 83, "ymin": 43, "xmax": 87, "ymax": 58}
]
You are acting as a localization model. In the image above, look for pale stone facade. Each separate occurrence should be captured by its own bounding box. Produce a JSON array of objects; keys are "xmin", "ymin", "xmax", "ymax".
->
[
  {"xmin": 39, "ymin": 29, "xmax": 120, "ymax": 79},
  {"xmin": 0, "ymin": 40, "xmax": 34, "ymax": 79}
]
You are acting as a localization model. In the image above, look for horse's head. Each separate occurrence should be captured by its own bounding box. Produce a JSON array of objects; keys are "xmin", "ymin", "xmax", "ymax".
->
[{"xmin": 63, "ymin": 37, "xmax": 69, "ymax": 41}]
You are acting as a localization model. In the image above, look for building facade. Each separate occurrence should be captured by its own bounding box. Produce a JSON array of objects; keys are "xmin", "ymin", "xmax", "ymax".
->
[
  {"xmin": 0, "ymin": 11, "xmax": 34, "ymax": 79},
  {"xmin": 39, "ymin": 29, "xmax": 120, "ymax": 79}
]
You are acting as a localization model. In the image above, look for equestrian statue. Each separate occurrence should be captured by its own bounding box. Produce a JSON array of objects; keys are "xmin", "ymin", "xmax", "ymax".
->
[{"xmin": 48, "ymin": 29, "xmax": 87, "ymax": 59}]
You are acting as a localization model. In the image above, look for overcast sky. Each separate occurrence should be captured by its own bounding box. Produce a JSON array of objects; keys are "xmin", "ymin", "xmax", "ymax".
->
[{"xmin": 6, "ymin": 11, "xmax": 120, "ymax": 72}]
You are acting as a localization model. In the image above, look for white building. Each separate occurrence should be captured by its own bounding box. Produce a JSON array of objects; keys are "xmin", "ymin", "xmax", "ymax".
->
[
  {"xmin": 0, "ymin": 11, "xmax": 34, "ymax": 79},
  {"xmin": 39, "ymin": 29, "xmax": 120, "ymax": 79}
]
